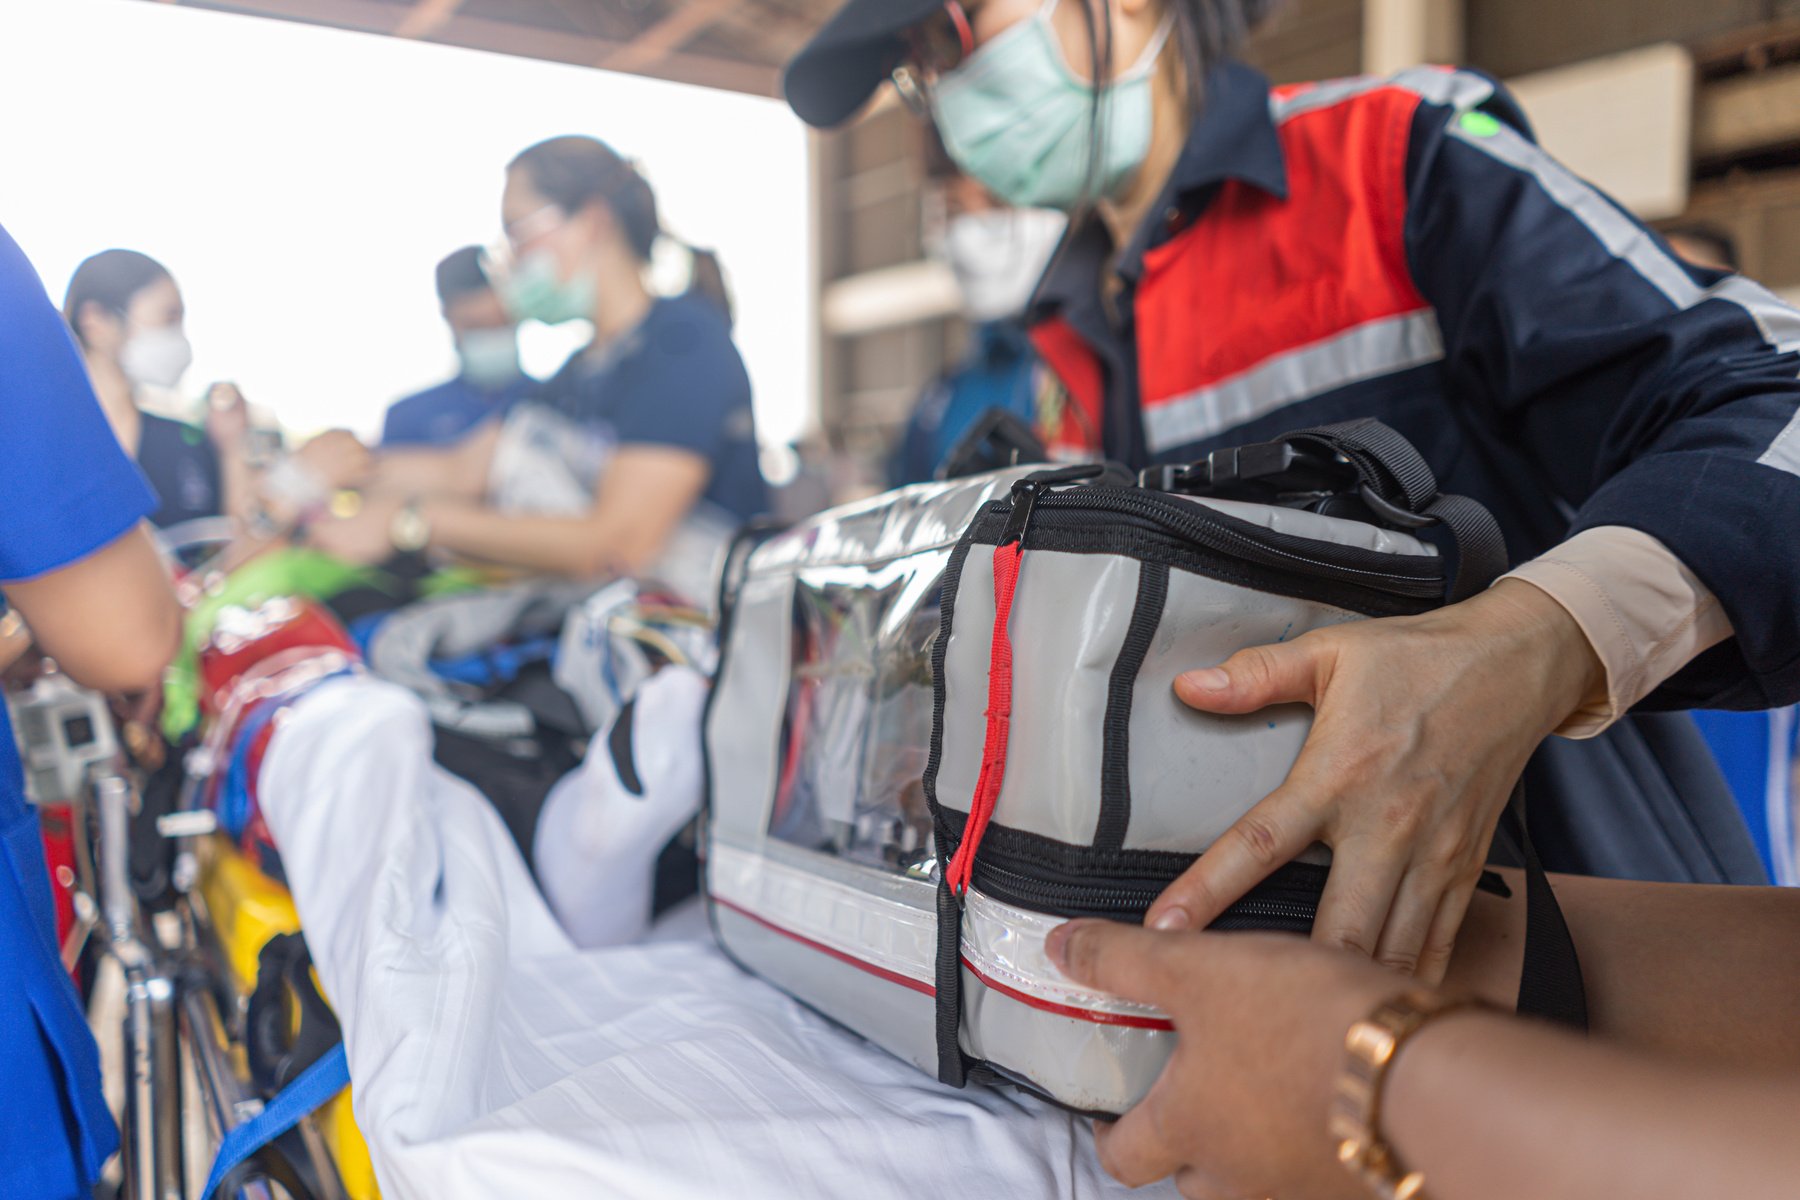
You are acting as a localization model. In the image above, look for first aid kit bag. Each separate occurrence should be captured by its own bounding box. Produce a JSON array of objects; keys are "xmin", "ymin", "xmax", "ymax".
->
[{"xmin": 703, "ymin": 420, "xmax": 1583, "ymax": 1115}]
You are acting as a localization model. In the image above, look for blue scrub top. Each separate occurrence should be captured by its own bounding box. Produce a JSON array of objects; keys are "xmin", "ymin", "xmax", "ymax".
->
[
  {"xmin": 0, "ymin": 222, "xmax": 156, "ymax": 1198},
  {"xmin": 534, "ymin": 292, "xmax": 768, "ymax": 521},
  {"xmin": 381, "ymin": 374, "xmax": 532, "ymax": 448}
]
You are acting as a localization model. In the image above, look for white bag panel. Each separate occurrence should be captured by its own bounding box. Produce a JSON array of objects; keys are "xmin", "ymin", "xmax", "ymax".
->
[
  {"xmin": 1124, "ymin": 568, "xmax": 1363, "ymax": 853},
  {"xmin": 708, "ymin": 840, "xmax": 936, "ymax": 990},
  {"xmin": 1188, "ymin": 495, "xmax": 1438, "ymax": 558},
  {"xmin": 938, "ymin": 550, "xmax": 1143, "ymax": 845},
  {"xmin": 960, "ymin": 979, "xmax": 1172, "ymax": 1115},
  {"xmin": 707, "ymin": 572, "xmax": 795, "ymax": 843}
]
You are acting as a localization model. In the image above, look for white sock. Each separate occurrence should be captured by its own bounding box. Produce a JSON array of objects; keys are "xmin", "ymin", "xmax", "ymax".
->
[{"xmin": 533, "ymin": 666, "xmax": 709, "ymax": 948}]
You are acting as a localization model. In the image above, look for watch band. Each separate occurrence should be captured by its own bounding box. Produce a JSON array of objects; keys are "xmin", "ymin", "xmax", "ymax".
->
[{"xmin": 1330, "ymin": 989, "xmax": 1484, "ymax": 1200}]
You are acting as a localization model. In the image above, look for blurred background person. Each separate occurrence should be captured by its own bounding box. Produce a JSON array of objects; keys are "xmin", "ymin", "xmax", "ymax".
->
[
  {"xmin": 62, "ymin": 249, "xmax": 256, "ymax": 529},
  {"xmin": 890, "ymin": 136, "xmax": 1066, "ymax": 486},
  {"xmin": 305, "ymin": 136, "xmax": 768, "ymax": 580},
  {"xmin": 381, "ymin": 245, "xmax": 531, "ymax": 448}
]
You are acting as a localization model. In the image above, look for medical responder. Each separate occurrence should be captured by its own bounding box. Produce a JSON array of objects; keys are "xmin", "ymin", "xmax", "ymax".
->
[
  {"xmin": 0, "ymin": 222, "xmax": 182, "ymax": 1198},
  {"xmin": 381, "ymin": 245, "xmax": 532, "ymax": 448},
  {"xmin": 890, "ymin": 137, "xmax": 1065, "ymax": 484},
  {"xmin": 63, "ymin": 249, "xmax": 258, "ymax": 528},
  {"xmin": 307, "ymin": 136, "xmax": 768, "ymax": 577},
  {"xmin": 785, "ymin": 0, "xmax": 1800, "ymax": 975}
]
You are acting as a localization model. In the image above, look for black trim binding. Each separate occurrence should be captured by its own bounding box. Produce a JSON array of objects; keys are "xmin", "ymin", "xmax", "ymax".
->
[
  {"xmin": 1095, "ymin": 562, "xmax": 1169, "ymax": 851},
  {"xmin": 925, "ymin": 532, "xmax": 980, "ymax": 1089},
  {"xmin": 963, "ymin": 495, "xmax": 1443, "ymax": 620}
]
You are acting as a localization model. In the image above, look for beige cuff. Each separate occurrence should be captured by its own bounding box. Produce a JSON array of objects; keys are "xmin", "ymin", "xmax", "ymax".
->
[{"xmin": 1500, "ymin": 527, "xmax": 1734, "ymax": 739}]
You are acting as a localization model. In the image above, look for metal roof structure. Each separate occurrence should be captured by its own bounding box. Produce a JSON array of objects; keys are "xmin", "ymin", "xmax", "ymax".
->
[{"xmin": 128, "ymin": 0, "xmax": 838, "ymax": 96}]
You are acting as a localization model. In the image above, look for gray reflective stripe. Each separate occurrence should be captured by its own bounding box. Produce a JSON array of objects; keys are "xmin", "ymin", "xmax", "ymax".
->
[
  {"xmin": 1762, "ymin": 415, "xmax": 1800, "ymax": 474},
  {"xmin": 1447, "ymin": 118, "xmax": 1800, "ymax": 474},
  {"xmin": 1270, "ymin": 66, "xmax": 1495, "ymax": 124},
  {"xmin": 1143, "ymin": 310, "xmax": 1444, "ymax": 455}
]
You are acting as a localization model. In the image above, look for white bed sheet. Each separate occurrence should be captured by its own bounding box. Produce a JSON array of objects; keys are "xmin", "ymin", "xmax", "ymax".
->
[{"xmin": 260, "ymin": 676, "xmax": 1176, "ymax": 1200}]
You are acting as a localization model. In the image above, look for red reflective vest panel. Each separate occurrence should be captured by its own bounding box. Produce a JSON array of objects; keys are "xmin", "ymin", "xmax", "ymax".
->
[{"xmin": 1030, "ymin": 82, "xmax": 1433, "ymax": 463}]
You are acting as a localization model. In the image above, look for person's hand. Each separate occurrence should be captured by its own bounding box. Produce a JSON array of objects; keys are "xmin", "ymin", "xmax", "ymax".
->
[
  {"xmin": 294, "ymin": 430, "xmax": 373, "ymax": 492},
  {"xmin": 204, "ymin": 382, "xmax": 251, "ymax": 451},
  {"xmin": 1146, "ymin": 579, "xmax": 1602, "ymax": 983},
  {"xmin": 303, "ymin": 494, "xmax": 402, "ymax": 566},
  {"xmin": 1048, "ymin": 920, "xmax": 1414, "ymax": 1199}
]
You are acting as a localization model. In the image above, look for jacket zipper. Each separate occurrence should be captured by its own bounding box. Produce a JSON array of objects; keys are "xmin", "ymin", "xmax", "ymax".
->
[{"xmin": 1014, "ymin": 487, "xmax": 1444, "ymax": 599}]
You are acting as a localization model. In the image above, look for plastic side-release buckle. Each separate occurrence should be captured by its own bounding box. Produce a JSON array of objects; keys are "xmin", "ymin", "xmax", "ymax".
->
[{"xmin": 1139, "ymin": 442, "xmax": 1347, "ymax": 496}]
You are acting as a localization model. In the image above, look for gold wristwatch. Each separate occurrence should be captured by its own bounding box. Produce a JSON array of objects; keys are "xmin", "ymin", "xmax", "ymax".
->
[
  {"xmin": 1330, "ymin": 989, "xmax": 1483, "ymax": 1200},
  {"xmin": 389, "ymin": 502, "xmax": 432, "ymax": 554}
]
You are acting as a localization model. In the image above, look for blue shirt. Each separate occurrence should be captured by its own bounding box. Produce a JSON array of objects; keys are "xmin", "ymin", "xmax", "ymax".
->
[
  {"xmin": 0, "ymin": 222, "xmax": 155, "ymax": 1197},
  {"xmin": 891, "ymin": 321, "xmax": 1041, "ymax": 487},
  {"xmin": 535, "ymin": 292, "xmax": 768, "ymax": 521},
  {"xmin": 381, "ymin": 374, "xmax": 533, "ymax": 447},
  {"xmin": 1694, "ymin": 708, "xmax": 1799, "ymax": 883},
  {"xmin": 137, "ymin": 411, "xmax": 222, "ymax": 527}
]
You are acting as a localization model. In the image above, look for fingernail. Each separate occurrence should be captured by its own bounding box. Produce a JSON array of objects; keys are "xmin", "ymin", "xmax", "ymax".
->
[
  {"xmin": 1045, "ymin": 922, "xmax": 1073, "ymax": 970},
  {"xmin": 1181, "ymin": 668, "xmax": 1230, "ymax": 692},
  {"xmin": 1151, "ymin": 907, "xmax": 1190, "ymax": 932}
]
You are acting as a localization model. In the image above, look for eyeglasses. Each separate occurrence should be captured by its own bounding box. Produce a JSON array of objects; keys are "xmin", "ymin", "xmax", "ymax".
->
[
  {"xmin": 892, "ymin": 2, "xmax": 974, "ymax": 116},
  {"xmin": 483, "ymin": 203, "xmax": 566, "ymax": 281}
]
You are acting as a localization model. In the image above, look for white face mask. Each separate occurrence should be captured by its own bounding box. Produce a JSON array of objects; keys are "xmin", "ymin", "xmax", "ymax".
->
[
  {"xmin": 119, "ymin": 325, "xmax": 194, "ymax": 390},
  {"xmin": 940, "ymin": 208, "xmax": 1068, "ymax": 323}
]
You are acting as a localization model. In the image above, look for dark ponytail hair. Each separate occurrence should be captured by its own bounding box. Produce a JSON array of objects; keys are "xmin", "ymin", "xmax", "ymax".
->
[
  {"xmin": 62, "ymin": 248, "xmax": 172, "ymax": 348},
  {"xmin": 509, "ymin": 135, "xmax": 734, "ymax": 324},
  {"xmin": 685, "ymin": 248, "xmax": 734, "ymax": 329}
]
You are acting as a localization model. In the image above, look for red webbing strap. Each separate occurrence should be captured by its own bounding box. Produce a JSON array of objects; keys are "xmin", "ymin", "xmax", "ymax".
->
[{"xmin": 945, "ymin": 541, "xmax": 1023, "ymax": 896}]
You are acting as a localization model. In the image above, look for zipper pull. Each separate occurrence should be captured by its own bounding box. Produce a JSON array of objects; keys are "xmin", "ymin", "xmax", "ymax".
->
[
  {"xmin": 1000, "ymin": 479, "xmax": 1046, "ymax": 548},
  {"xmin": 1002, "ymin": 463, "xmax": 1105, "ymax": 547}
]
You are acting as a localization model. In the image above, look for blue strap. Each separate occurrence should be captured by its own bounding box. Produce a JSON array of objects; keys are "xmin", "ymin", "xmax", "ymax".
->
[{"xmin": 201, "ymin": 1042, "xmax": 349, "ymax": 1199}]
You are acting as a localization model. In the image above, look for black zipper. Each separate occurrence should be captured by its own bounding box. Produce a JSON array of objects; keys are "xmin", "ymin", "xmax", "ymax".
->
[
  {"xmin": 1008, "ymin": 487, "xmax": 1444, "ymax": 599},
  {"xmin": 969, "ymin": 852, "xmax": 1321, "ymax": 934}
]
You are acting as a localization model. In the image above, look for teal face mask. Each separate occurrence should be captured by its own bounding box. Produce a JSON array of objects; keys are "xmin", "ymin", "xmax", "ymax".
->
[
  {"xmin": 498, "ymin": 247, "xmax": 597, "ymax": 326},
  {"xmin": 931, "ymin": 0, "xmax": 1174, "ymax": 212},
  {"xmin": 456, "ymin": 327, "xmax": 523, "ymax": 389}
]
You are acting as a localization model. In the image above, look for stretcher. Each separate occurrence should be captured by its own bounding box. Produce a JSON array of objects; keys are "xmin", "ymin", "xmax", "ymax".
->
[{"xmin": 15, "ymin": 521, "xmax": 1170, "ymax": 1200}]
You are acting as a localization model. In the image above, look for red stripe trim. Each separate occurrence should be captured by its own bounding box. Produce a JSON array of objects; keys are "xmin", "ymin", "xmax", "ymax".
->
[
  {"xmin": 711, "ymin": 894, "xmax": 936, "ymax": 997},
  {"xmin": 960, "ymin": 955, "xmax": 1175, "ymax": 1032},
  {"xmin": 712, "ymin": 895, "xmax": 1177, "ymax": 1031}
]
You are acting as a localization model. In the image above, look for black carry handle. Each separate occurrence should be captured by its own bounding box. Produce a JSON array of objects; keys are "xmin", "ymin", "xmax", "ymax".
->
[
  {"xmin": 1147, "ymin": 418, "xmax": 1508, "ymax": 604},
  {"xmin": 246, "ymin": 932, "xmax": 344, "ymax": 1095}
]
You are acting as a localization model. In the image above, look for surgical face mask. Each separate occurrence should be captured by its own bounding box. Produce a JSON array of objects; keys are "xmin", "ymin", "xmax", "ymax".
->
[
  {"xmin": 119, "ymin": 324, "xmax": 194, "ymax": 390},
  {"xmin": 941, "ymin": 208, "xmax": 1068, "ymax": 323},
  {"xmin": 497, "ymin": 247, "xmax": 597, "ymax": 326},
  {"xmin": 456, "ymin": 327, "xmax": 523, "ymax": 389},
  {"xmin": 931, "ymin": 0, "xmax": 1174, "ymax": 212}
]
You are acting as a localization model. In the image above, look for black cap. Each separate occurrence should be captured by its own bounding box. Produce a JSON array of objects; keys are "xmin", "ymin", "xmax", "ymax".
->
[
  {"xmin": 783, "ymin": 0, "xmax": 943, "ymax": 128},
  {"xmin": 435, "ymin": 245, "xmax": 492, "ymax": 307}
]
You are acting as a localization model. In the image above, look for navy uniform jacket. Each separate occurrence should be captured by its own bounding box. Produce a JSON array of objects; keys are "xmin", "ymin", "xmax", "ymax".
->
[{"xmin": 1028, "ymin": 62, "xmax": 1800, "ymax": 883}]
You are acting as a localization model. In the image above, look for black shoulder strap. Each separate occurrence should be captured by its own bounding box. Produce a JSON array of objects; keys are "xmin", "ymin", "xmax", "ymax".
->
[{"xmin": 1497, "ymin": 784, "xmax": 1590, "ymax": 1028}]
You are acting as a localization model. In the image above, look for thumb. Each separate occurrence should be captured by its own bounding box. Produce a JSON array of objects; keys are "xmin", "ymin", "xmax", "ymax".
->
[
  {"xmin": 1174, "ymin": 638, "xmax": 1326, "ymax": 716},
  {"xmin": 1045, "ymin": 919, "xmax": 1180, "ymax": 1008}
]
